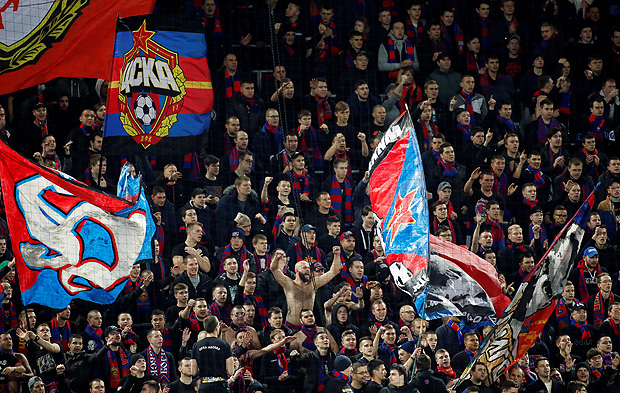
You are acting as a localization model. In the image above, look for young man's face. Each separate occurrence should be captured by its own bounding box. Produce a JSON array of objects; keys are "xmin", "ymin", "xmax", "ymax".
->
[{"xmin": 460, "ymin": 77, "xmax": 475, "ymax": 94}]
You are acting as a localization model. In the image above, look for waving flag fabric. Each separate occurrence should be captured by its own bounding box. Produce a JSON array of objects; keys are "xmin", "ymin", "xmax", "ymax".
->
[
  {"xmin": 455, "ymin": 185, "xmax": 599, "ymax": 387},
  {"xmin": 369, "ymin": 111, "xmax": 501, "ymax": 332},
  {"xmin": 104, "ymin": 14, "xmax": 213, "ymax": 155},
  {"xmin": 0, "ymin": 0, "xmax": 155, "ymax": 95},
  {"xmin": 0, "ymin": 142, "xmax": 154, "ymax": 308}
]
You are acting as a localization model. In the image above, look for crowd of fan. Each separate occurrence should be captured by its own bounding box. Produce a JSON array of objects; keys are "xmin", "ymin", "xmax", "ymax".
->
[{"xmin": 4, "ymin": 0, "xmax": 620, "ymax": 392}]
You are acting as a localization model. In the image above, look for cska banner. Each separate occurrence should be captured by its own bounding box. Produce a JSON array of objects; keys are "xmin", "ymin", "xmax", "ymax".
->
[
  {"xmin": 0, "ymin": 142, "xmax": 154, "ymax": 309},
  {"xmin": 104, "ymin": 14, "xmax": 213, "ymax": 155},
  {"xmin": 0, "ymin": 0, "xmax": 154, "ymax": 95}
]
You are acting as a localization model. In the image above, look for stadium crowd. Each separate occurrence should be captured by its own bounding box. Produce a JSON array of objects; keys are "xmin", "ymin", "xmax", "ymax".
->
[{"xmin": 4, "ymin": 0, "xmax": 620, "ymax": 392}]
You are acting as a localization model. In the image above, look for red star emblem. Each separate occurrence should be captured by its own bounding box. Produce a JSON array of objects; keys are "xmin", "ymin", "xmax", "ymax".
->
[
  {"xmin": 132, "ymin": 21, "xmax": 155, "ymax": 54},
  {"xmin": 385, "ymin": 187, "xmax": 419, "ymax": 244}
]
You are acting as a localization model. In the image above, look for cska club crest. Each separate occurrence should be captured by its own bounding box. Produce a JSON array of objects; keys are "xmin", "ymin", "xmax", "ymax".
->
[
  {"xmin": 117, "ymin": 20, "xmax": 187, "ymax": 149},
  {"xmin": 0, "ymin": 0, "xmax": 89, "ymax": 74}
]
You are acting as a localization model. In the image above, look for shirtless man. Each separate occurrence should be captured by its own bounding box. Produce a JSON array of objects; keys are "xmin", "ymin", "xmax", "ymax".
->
[{"xmin": 270, "ymin": 248, "xmax": 343, "ymax": 329}]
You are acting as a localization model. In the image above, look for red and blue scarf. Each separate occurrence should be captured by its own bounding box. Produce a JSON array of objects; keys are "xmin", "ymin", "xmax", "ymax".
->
[
  {"xmin": 301, "ymin": 325, "xmax": 317, "ymax": 351},
  {"xmin": 493, "ymin": 172, "xmax": 509, "ymax": 199},
  {"xmin": 49, "ymin": 318, "xmax": 71, "ymax": 351},
  {"xmin": 225, "ymin": 70, "xmax": 241, "ymax": 98},
  {"xmin": 204, "ymin": 12, "xmax": 223, "ymax": 38},
  {"xmin": 571, "ymin": 318, "xmax": 592, "ymax": 340},
  {"xmin": 381, "ymin": 342, "xmax": 398, "ymax": 364},
  {"xmin": 460, "ymin": 90, "xmax": 476, "ymax": 126},
  {"xmin": 85, "ymin": 325, "xmax": 103, "ymax": 350},
  {"xmin": 290, "ymin": 170, "xmax": 310, "ymax": 197},
  {"xmin": 593, "ymin": 291, "xmax": 614, "ymax": 328},
  {"xmin": 330, "ymin": 176, "xmax": 353, "ymax": 224},
  {"xmin": 332, "ymin": 370, "xmax": 351, "ymax": 382},
  {"xmin": 554, "ymin": 297, "xmax": 570, "ymax": 330},
  {"xmin": 34, "ymin": 119, "xmax": 48, "ymax": 138},
  {"xmin": 440, "ymin": 158, "xmax": 457, "ymax": 177},
  {"xmin": 387, "ymin": 37, "xmax": 415, "ymax": 78},
  {"xmin": 107, "ymin": 347, "xmax": 130, "ymax": 389},
  {"xmin": 209, "ymin": 301, "xmax": 232, "ymax": 325},
  {"xmin": 274, "ymin": 347, "xmax": 289, "ymax": 373},
  {"xmin": 528, "ymin": 166, "xmax": 545, "ymax": 188},
  {"xmin": 484, "ymin": 217, "xmax": 505, "ymax": 249},
  {"xmin": 297, "ymin": 126, "xmax": 323, "ymax": 169},
  {"xmin": 147, "ymin": 345, "xmax": 171, "ymax": 387},
  {"xmin": 406, "ymin": 18, "xmax": 425, "ymax": 45},
  {"xmin": 588, "ymin": 114, "xmax": 605, "ymax": 141},
  {"xmin": 440, "ymin": 21, "xmax": 464, "ymax": 54},
  {"xmin": 576, "ymin": 259, "xmax": 602, "ymax": 302},
  {"xmin": 220, "ymin": 244, "xmax": 248, "ymax": 274},
  {"xmin": 244, "ymin": 293, "xmax": 268, "ymax": 327},
  {"xmin": 537, "ymin": 116, "xmax": 559, "ymax": 144},
  {"xmin": 479, "ymin": 15, "xmax": 490, "ymax": 50},
  {"xmin": 418, "ymin": 120, "xmax": 437, "ymax": 151},
  {"xmin": 315, "ymin": 95, "xmax": 332, "ymax": 126},
  {"xmin": 529, "ymin": 222, "xmax": 547, "ymax": 246},
  {"xmin": 457, "ymin": 123, "xmax": 471, "ymax": 144},
  {"xmin": 448, "ymin": 319, "xmax": 463, "ymax": 344}
]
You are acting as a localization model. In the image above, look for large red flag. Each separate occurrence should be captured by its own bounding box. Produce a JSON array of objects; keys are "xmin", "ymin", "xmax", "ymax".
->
[{"xmin": 0, "ymin": 0, "xmax": 155, "ymax": 95}]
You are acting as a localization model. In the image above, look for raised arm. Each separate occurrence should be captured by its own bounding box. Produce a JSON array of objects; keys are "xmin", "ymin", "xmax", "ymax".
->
[
  {"xmin": 314, "ymin": 246, "xmax": 342, "ymax": 287},
  {"xmin": 270, "ymin": 250, "xmax": 293, "ymax": 288}
]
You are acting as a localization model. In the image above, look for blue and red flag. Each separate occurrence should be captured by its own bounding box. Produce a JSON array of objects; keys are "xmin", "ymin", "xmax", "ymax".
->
[
  {"xmin": 0, "ymin": 142, "xmax": 154, "ymax": 308},
  {"xmin": 369, "ymin": 111, "xmax": 502, "ymax": 331},
  {"xmin": 104, "ymin": 14, "xmax": 213, "ymax": 155}
]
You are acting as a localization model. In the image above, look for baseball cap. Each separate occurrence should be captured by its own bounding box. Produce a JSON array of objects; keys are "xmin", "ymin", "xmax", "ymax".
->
[
  {"xmin": 340, "ymin": 231, "xmax": 354, "ymax": 242},
  {"xmin": 103, "ymin": 325, "xmax": 122, "ymax": 337},
  {"xmin": 28, "ymin": 377, "xmax": 43, "ymax": 390},
  {"xmin": 191, "ymin": 188, "xmax": 207, "ymax": 198},
  {"xmin": 311, "ymin": 262, "xmax": 325, "ymax": 272},
  {"xmin": 583, "ymin": 247, "xmax": 599, "ymax": 258},
  {"xmin": 438, "ymin": 182, "xmax": 452, "ymax": 191},
  {"xmin": 33, "ymin": 102, "xmax": 46, "ymax": 110},
  {"xmin": 301, "ymin": 224, "xmax": 316, "ymax": 233}
]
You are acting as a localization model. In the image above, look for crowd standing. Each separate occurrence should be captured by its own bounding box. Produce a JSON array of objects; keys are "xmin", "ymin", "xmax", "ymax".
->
[{"xmin": 4, "ymin": 0, "xmax": 620, "ymax": 392}]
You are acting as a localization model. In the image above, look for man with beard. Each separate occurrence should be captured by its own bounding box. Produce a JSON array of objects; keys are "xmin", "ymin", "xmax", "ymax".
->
[
  {"xmin": 9, "ymin": 309, "xmax": 36, "ymax": 358},
  {"xmin": 270, "ymin": 249, "xmax": 343, "ymax": 330},
  {"xmin": 92, "ymin": 326, "xmax": 131, "ymax": 393},
  {"xmin": 48, "ymin": 306, "xmax": 73, "ymax": 351},
  {"xmin": 291, "ymin": 309, "xmax": 339, "ymax": 356}
]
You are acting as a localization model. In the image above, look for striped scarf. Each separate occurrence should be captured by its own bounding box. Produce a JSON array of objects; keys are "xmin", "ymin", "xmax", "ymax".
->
[
  {"xmin": 204, "ymin": 12, "xmax": 223, "ymax": 38},
  {"xmin": 34, "ymin": 119, "xmax": 48, "ymax": 138},
  {"xmin": 330, "ymin": 176, "xmax": 353, "ymax": 224},
  {"xmin": 523, "ymin": 198, "xmax": 537, "ymax": 209},
  {"xmin": 387, "ymin": 37, "xmax": 415, "ymax": 78},
  {"xmin": 457, "ymin": 123, "xmax": 471, "ymax": 144},
  {"xmin": 225, "ymin": 70, "xmax": 240, "ymax": 98},
  {"xmin": 440, "ymin": 21, "xmax": 464, "ymax": 54},
  {"xmin": 189, "ymin": 312, "xmax": 202, "ymax": 332},
  {"xmin": 559, "ymin": 91, "xmax": 572, "ymax": 115},
  {"xmin": 555, "ymin": 297, "xmax": 570, "ymax": 330},
  {"xmin": 332, "ymin": 370, "xmax": 351, "ymax": 382},
  {"xmin": 484, "ymin": 218, "xmax": 505, "ymax": 249},
  {"xmin": 381, "ymin": 342, "xmax": 398, "ymax": 364},
  {"xmin": 448, "ymin": 320, "xmax": 463, "ymax": 344},
  {"xmin": 107, "ymin": 347, "xmax": 130, "ymax": 389},
  {"xmin": 241, "ymin": 94, "xmax": 260, "ymax": 112},
  {"xmin": 244, "ymin": 293, "xmax": 268, "ymax": 327},
  {"xmin": 229, "ymin": 147, "xmax": 240, "ymax": 170},
  {"xmin": 49, "ymin": 318, "xmax": 71, "ymax": 351},
  {"xmin": 537, "ymin": 116, "xmax": 559, "ymax": 144},
  {"xmin": 263, "ymin": 123, "xmax": 283, "ymax": 149},
  {"xmin": 220, "ymin": 244, "xmax": 248, "ymax": 274},
  {"xmin": 209, "ymin": 301, "xmax": 232, "ymax": 325},
  {"xmin": 401, "ymin": 84, "xmax": 423, "ymax": 110},
  {"xmin": 147, "ymin": 346, "xmax": 170, "ymax": 386},
  {"xmin": 317, "ymin": 355, "xmax": 328, "ymax": 392},
  {"xmin": 571, "ymin": 318, "xmax": 592, "ymax": 340},
  {"xmin": 576, "ymin": 259, "xmax": 601, "ymax": 302},
  {"xmin": 319, "ymin": 20, "xmax": 339, "ymax": 56},
  {"xmin": 122, "ymin": 277, "xmax": 143, "ymax": 296},
  {"xmin": 339, "ymin": 347, "xmax": 358, "ymax": 356},
  {"xmin": 85, "ymin": 325, "xmax": 103, "ymax": 350},
  {"xmin": 593, "ymin": 291, "xmax": 614, "ymax": 328},
  {"xmin": 493, "ymin": 172, "xmax": 508, "ymax": 199},
  {"xmin": 315, "ymin": 95, "xmax": 332, "ymax": 126},
  {"xmin": 253, "ymin": 251, "xmax": 271, "ymax": 272},
  {"xmin": 460, "ymin": 90, "xmax": 476, "ymax": 126},
  {"xmin": 418, "ymin": 120, "xmax": 437, "ymax": 151},
  {"xmin": 479, "ymin": 15, "xmax": 490, "ymax": 50},
  {"xmin": 609, "ymin": 317, "xmax": 620, "ymax": 339},
  {"xmin": 508, "ymin": 242, "xmax": 527, "ymax": 253},
  {"xmin": 301, "ymin": 325, "xmax": 317, "ymax": 351},
  {"xmin": 440, "ymin": 158, "xmax": 457, "ymax": 177},
  {"xmin": 183, "ymin": 152, "xmax": 201, "ymax": 182},
  {"xmin": 465, "ymin": 348, "xmax": 476, "ymax": 360},
  {"xmin": 43, "ymin": 152, "xmax": 62, "ymax": 170},
  {"xmin": 497, "ymin": 115, "xmax": 514, "ymax": 131},
  {"xmin": 528, "ymin": 166, "xmax": 545, "ymax": 188},
  {"xmin": 297, "ymin": 126, "xmax": 323, "ymax": 169},
  {"xmin": 504, "ymin": 15, "xmax": 518, "ymax": 31},
  {"xmin": 123, "ymin": 330, "xmax": 138, "ymax": 353},
  {"xmin": 290, "ymin": 170, "xmax": 310, "ymax": 197},
  {"xmin": 382, "ymin": 0, "xmax": 397, "ymax": 16},
  {"xmin": 406, "ymin": 18, "xmax": 424, "ymax": 45},
  {"xmin": 549, "ymin": 146, "xmax": 562, "ymax": 168},
  {"xmin": 340, "ymin": 270, "xmax": 368, "ymax": 302},
  {"xmin": 274, "ymin": 347, "xmax": 288, "ymax": 373},
  {"xmin": 582, "ymin": 147, "xmax": 601, "ymax": 179},
  {"xmin": 295, "ymin": 242, "xmax": 323, "ymax": 265},
  {"xmin": 160, "ymin": 328, "xmax": 171, "ymax": 353},
  {"xmin": 465, "ymin": 52, "xmax": 485, "ymax": 75}
]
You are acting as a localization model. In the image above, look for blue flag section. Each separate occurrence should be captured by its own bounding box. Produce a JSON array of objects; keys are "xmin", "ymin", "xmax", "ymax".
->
[
  {"xmin": 104, "ymin": 14, "xmax": 213, "ymax": 155},
  {"xmin": 0, "ymin": 142, "xmax": 154, "ymax": 309},
  {"xmin": 455, "ymin": 184, "xmax": 600, "ymax": 387}
]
